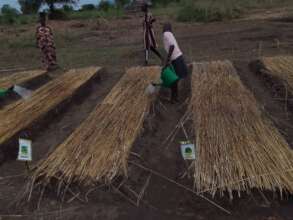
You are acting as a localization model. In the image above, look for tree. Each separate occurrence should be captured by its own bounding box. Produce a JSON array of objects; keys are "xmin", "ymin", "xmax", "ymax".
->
[
  {"xmin": 1, "ymin": 5, "xmax": 20, "ymax": 24},
  {"xmin": 44, "ymin": 0, "xmax": 77, "ymax": 13},
  {"xmin": 98, "ymin": 0, "xmax": 112, "ymax": 11},
  {"xmin": 1, "ymin": 5, "xmax": 19, "ymax": 15},
  {"xmin": 18, "ymin": 0, "xmax": 42, "ymax": 14},
  {"xmin": 115, "ymin": 0, "xmax": 130, "ymax": 8},
  {"xmin": 81, "ymin": 4, "xmax": 96, "ymax": 11},
  {"xmin": 18, "ymin": 0, "xmax": 78, "ymax": 15}
]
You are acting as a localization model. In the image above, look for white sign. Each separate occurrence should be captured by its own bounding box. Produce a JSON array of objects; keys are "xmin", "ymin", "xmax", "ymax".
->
[
  {"xmin": 180, "ymin": 141, "xmax": 196, "ymax": 160},
  {"xmin": 18, "ymin": 139, "xmax": 32, "ymax": 161}
]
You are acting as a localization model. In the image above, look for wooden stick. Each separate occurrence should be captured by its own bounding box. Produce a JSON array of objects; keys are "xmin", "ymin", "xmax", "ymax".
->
[
  {"xmin": 0, "ymin": 174, "xmax": 25, "ymax": 181},
  {"xmin": 0, "ymin": 206, "xmax": 81, "ymax": 218}
]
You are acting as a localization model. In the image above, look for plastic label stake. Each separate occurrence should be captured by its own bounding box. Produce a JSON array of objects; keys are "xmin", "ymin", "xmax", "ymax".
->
[
  {"xmin": 180, "ymin": 141, "xmax": 196, "ymax": 160},
  {"xmin": 18, "ymin": 138, "xmax": 32, "ymax": 161}
]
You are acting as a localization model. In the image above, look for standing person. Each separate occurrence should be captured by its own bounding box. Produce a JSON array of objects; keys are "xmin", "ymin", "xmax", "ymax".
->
[
  {"xmin": 36, "ymin": 12, "xmax": 58, "ymax": 71},
  {"xmin": 163, "ymin": 23, "xmax": 188, "ymax": 103},
  {"xmin": 142, "ymin": 2, "xmax": 163, "ymax": 65}
]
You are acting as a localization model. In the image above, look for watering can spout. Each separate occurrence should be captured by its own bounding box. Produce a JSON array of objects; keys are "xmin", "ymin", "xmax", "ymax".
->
[{"xmin": 13, "ymin": 85, "xmax": 32, "ymax": 100}]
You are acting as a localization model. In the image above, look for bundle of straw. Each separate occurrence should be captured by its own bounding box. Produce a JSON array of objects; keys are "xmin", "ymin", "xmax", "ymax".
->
[
  {"xmin": 261, "ymin": 56, "xmax": 293, "ymax": 93},
  {"xmin": 29, "ymin": 66, "xmax": 160, "ymax": 187},
  {"xmin": 0, "ymin": 70, "xmax": 46, "ymax": 89},
  {"xmin": 0, "ymin": 67, "xmax": 100, "ymax": 146},
  {"xmin": 189, "ymin": 60, "xmax": 293, "ymax": 199}
]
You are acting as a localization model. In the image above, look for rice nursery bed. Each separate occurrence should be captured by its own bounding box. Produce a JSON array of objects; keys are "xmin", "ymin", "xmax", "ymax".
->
[
  {"xmin": 0, "ymin": 70, "xmax": 46, "ymax": 89},
  {"xmin": 0, "ymin": 67, "xmax": 101, "ymax": 161},
  {"xmin": 186, "ymin": 60, "xmax": 293, "ymax": 199},
  {"xmin": 26, "ymin": 66, "xmax": 160, "ymax": 196},
  {"xmin": 251, "ymin": 56, "xmax": 293, "ymax": 109}
]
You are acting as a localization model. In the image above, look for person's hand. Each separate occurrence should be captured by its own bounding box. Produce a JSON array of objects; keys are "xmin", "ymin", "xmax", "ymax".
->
[
  {"xmin": 164, "ymin": 60, "xmax": 171, "ymax": 68},
  {"xmin": 8, "ymin": 85, "xmax": 14, "ymax": 91}
]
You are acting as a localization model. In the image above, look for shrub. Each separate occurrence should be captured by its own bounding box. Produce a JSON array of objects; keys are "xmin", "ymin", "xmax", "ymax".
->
[
  {"xmin": 63, "ymin": 4, "xmax": 74, "ymax": 12},
  {"xmin": 81, "ymin": 4, "xmax": 96, "ymax": 11},
  {"xmin": 18, "ymin": 0, "xmax": 42, "ymax": 14},
  {"xmin": 98, "ymin": 0, "xmax": 113, "ymax": 11},
  {"xmin": 49, "ymin": 9, "xmax": 68, "ymax": 20},
  {"xmin": 177, "ymin": 0, "xmax": 241, "ymax": 22},
  {"xmin": 0, "ymin": 5, "xmax": 20, "ymax": 24},
  {"xmin": 115, "ymin": 0, "xmax": 130, "ymax": 8},
  {"xmin": 153, "ymin": 0, "xmax": 179, "ymax": 7}
]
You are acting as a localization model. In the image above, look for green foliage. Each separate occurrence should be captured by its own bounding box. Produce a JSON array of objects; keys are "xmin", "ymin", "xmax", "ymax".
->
[
  {"xmin": 0, "ymin": 5, "xmax": 20, "ymax": 24},
  {"xmin": 49, "ymin": 8, "xmax": 69, "ymax": 20},
  {"xmin": 18, "ymin": 0, "xmax": 42, "ymax": 14},
  {"xmin": 153, "ymin": 0, "xmax": 179, "ymax": 7},
  {"xmin": 63, "ymin": 4, "xmax": 74, "ymax": 12},
  {"xmin": 1, "ymin": 4, "xmax": 20, "ymax": 15},
  {"xmin": 115, "ymin": 0, "xmax": 130, "ymax": 8},
  {"xmin": 81, "ymin": 4, "xmax": 96, "ymax": 11},
  {"xmin": 177, "ymin": 0, "xmax": 241, "ymax": 22},
  {"xmin": 68, "ymin": 7, "xmax": 124, "ymax": 20},
  {"xmin": 98, "ymin": 0, "xmax": 114, "ymax": 11},
  {"xmin": 176, "ymin": 0, "xmax": 289, "ymax": 22}
]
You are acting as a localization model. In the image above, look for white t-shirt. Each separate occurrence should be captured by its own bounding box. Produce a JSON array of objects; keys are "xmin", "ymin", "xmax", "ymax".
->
[{"xmin": 163, "ymin": 31, "xmax": 183, "ymax": 61}]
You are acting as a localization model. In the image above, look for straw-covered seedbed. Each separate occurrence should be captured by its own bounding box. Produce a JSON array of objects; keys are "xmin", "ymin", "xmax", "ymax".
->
[
  {"xmin": 259, "ymin": 56, "xmax": 293, "ymax": 94},
  {"xmin": 0, "ymin": 67, "xmax": 100, "ymax": 146},
  {"xmin": 188, "ymin": 60, "xmax": 293, "ymax": 199},
  {"xmin": 28, "ymin": 66, "xmax": 160, "ymax": 190},
  {"xmin": 0, "ymin": 70, "xmax": 46, "ymax": 89}
]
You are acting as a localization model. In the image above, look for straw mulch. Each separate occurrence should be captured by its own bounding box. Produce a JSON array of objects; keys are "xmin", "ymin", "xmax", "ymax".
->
[
  {"xmin": 188, "ymin": 60, "xmax": 293, "ymax": 198},
  {"xmin": 29, "ymin": 66, "xmax": 160, "ymax": 188},
  {"xmin": 261, "ymin": 56, "xmax": 293, "ymax": 93},
  {"xmin": 0, "ymin": 69, "xmax": 46, "ymax": 89},
  {"xmin": 0, "ymin": 67, "xmax": 100, "ymax": 145}
]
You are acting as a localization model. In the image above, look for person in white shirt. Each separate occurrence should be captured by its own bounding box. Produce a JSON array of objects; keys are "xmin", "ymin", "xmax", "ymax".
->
[{"xmin": 163, "ymin": 23, "xmax": 188, "ymax": 103}]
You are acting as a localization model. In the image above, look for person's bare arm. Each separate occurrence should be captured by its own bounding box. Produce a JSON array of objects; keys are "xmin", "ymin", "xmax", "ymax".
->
[{"xmin": 165, "ymin": 45, "xmax": 175, "ymax": 67}]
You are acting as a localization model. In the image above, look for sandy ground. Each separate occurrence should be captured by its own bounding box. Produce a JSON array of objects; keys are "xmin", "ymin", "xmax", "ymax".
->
[{"xmin": 0, "ymin": 7, "xmax": 293, "ymax": 220}]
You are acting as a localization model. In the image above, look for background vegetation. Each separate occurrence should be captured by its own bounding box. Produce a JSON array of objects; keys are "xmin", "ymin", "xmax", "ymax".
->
[{"xmin": 0, "ymin": 0, "xmax": 292, "ymax": 25}]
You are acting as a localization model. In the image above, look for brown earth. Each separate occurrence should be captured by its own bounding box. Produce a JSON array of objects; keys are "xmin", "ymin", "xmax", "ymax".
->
[{"xmin": 1, "ymin": 8, "xmax": 293, "ymax": 220}]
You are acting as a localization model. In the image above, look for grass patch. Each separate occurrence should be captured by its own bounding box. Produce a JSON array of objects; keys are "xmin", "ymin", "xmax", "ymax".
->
[
  {"xmin": 67, "ymin": 8, "xmax": 125, "ymax": 20},
  {"xmin": 177, "ymin": 0, "xmax": 293, "ymax": 22},
  {"xmin": 0, "ymin": 8, "xmax": 124, "ymax": 26},
  {"xmin": 152, "ymin": 3, "xmax": 180, "ymax": 19}
]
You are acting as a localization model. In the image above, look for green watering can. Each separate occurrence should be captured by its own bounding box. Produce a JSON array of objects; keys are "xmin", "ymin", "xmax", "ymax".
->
[
  {"xmin": 0, "ymin": 88, "xmax": 9, "ymax": 98},
  {"xmin": 160, "ymin": 65, "xmax": 179, "ymax": 88},
  {"xmin": 0, "ymin": 85, "xmax": 32, "ymax": 99},
  {"xmin": 145, "ymin": 65, "xmax": 179, "ymax": 95}
]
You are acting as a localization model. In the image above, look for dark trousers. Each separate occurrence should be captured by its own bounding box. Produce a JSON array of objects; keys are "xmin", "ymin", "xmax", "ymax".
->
[
  {"xmin": 171, "ymin": 55, "xmax": 188, "ymax": 79},
  {"xmin": 170, "ymin": 80, "xmax": 179, "ymax": 101},
  {"xmin": 170, "ymin": 56, "xmax": 188, "ymax": 101}
]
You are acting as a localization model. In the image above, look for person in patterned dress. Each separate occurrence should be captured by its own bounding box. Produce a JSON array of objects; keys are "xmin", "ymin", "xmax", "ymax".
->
[{"xmin": 36, "ymin": 12, "xmax": 58, "ymax": 71}]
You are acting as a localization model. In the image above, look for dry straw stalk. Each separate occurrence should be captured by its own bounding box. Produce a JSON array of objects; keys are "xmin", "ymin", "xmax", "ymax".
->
[
  {"xmin": 189, "ymin": 60, "xmax": 293, "ymax": 199},
  {"xmin": 29, "ymin": 66, "xmax": 160, "ymax": 187},
  {"xmin": 261, "ymin": 56, "xmax": 293, "ymax": 93},
  {"xmin": 0, "ymin": 70, "xmax": 46, "ymax": 89},
  {"xmin": 0, "ymin": 67, "xmax": 100, "ymax": 145}
]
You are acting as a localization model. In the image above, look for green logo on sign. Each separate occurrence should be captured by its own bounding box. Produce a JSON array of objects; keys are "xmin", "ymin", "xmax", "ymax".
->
[{"xmin": 21, "ymin": 146, "xmax": 28, "ymax": 155}]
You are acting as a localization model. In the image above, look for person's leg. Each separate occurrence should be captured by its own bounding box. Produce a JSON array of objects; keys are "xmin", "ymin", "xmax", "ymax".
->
[
  {"xmin": 150, "ymin": 46, "xmax": 163, "ymax": 61},
  {"xmin": 41, "ymin": 49, "xmax": 50, "ymax": 71},
  {"xmin": 145, "ymin": 49, "xmax": 149, "ymax": 66},
  {"xmin": 170, "ymin": 80, "xmax": 179, "ymax": 103},
  {"xmin": 144, "ymin": 28, "xmax": 150, "ymax": 65},
  {"xmin": 46, "ymin": 47, "xmax": 59, "ymax": 71},
  {"xmin": 171, "ymin": 56, "xmax": 188, "ymax": 79}
]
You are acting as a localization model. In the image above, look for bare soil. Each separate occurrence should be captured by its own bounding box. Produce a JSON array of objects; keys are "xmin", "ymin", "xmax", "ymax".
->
[{"xmin": 1, "ymin": 8, "xmax": 293, "ymax": 220}]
